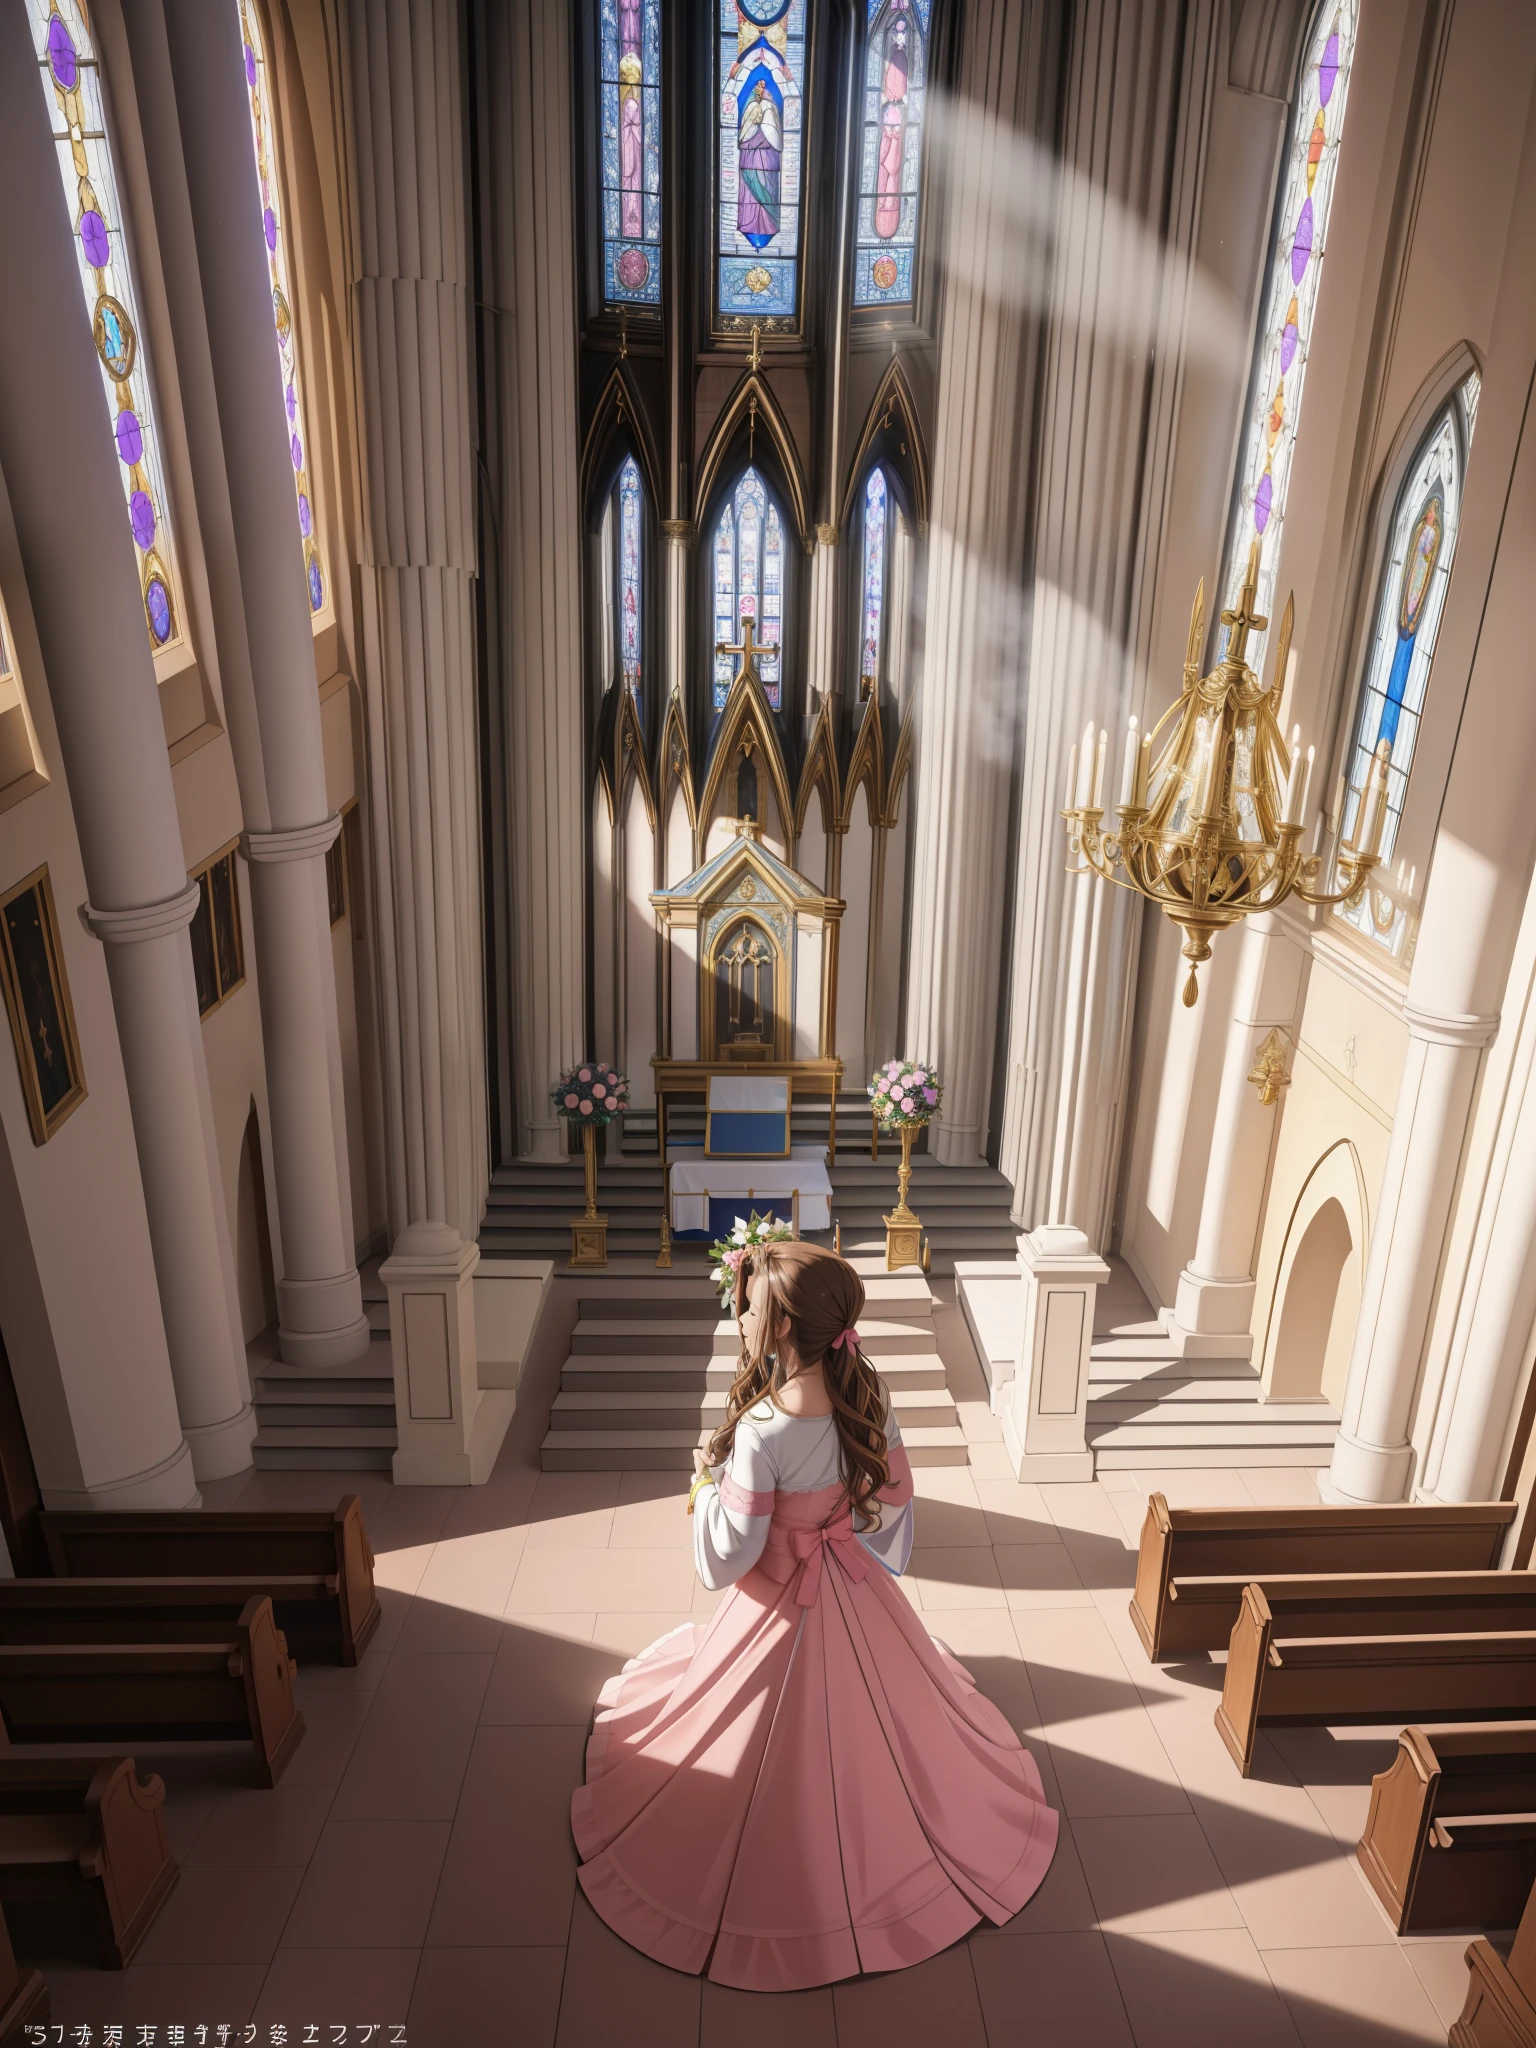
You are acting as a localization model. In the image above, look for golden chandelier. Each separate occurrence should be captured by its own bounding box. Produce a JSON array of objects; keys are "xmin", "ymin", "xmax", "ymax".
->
[{"xmin": 1063, "ymin": 542, "xmax": 1390, "ymax": 1005}]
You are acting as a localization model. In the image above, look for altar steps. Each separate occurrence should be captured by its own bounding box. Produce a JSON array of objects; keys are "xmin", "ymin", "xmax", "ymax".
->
[{"xmin": 538, "ymin": 1272, "xmax": 970, "ymax": 1471}]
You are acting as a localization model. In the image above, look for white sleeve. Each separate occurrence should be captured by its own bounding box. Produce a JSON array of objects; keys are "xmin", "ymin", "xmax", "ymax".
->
[
  {"xmin": 855, "ymin": 1400, "xmax": 914, "ymax": 1577},
  {"xmin": 693, "ymin": 1417, "xmax": 775, "ymax": 1590}
]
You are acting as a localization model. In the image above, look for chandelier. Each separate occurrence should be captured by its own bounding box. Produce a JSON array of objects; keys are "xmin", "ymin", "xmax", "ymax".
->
[{"xmin": 1063, "ymin": 542, "xmax": 1390, "ymax": 1005}]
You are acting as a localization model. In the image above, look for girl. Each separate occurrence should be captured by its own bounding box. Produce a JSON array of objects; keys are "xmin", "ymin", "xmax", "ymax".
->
[{"xmin": 570, "ymin": 1241, "xmax": 1057, "ymax": 1992}]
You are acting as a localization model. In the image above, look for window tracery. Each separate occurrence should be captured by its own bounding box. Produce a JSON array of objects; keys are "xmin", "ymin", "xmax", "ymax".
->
[
  {"xmin": 853, "ymin": 0, "xmax": 929, "ymax": 309},
  {"xmin": 617, "ymin": 455, "xmax": 644, "ymax": 707},
  {"xmin": 601, "ymin": 0, "xmax": 661, "ymax": 307},
  {"xmin": 713, "ymin": 468, "xmax": 784, "ymax": 712},
  {"xmin": 1336, "ymin": 374, "xmax": 1478, "ymax": 957},
  {"xmin": 717, "ymin": 0, "xmax": 806, "ymax": 323},
  {"xmin": 29, "ymin": 0, "xmax": 182, "ymax": 654},
  {"xmin": 239, "ymin": 0, "xmax": 326, "ymax": 617},
  {"xmin": 859, "ymin": 466, "xmax": 887, "ymax": 695},
  {"xmin": 1220, "ymin": 2, "xmax": 1357, "ymax": 674}
]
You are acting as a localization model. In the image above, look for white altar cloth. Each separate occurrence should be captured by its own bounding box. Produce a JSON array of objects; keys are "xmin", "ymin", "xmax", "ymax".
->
[{"xmin": 670, "ymin": 1146, "xmax": 833, "ymax": 1233}]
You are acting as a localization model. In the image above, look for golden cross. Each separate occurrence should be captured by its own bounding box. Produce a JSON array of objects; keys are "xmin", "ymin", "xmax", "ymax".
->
[
  {"xmin": 1221, "ymin": 540, "xmax": 1268, "ymax": 668},
  {"xmin": 716, "ymin": 615, "xmax": 762, "ymax": 687}
]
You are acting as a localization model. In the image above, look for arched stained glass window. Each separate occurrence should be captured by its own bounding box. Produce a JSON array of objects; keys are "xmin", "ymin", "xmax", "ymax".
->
[
  {"xmin": 617, "ymin": 456, "xmax": 643, "ymax": 705},
  {"xmin": 600, "ymin": 0, "xmax": 662, "ymax": 307},
  {"xmin": 1336, "ymin": 373, "xmax": 1478, "ymax": 956},
  {"xmin": 712, "ymin": 468, "xmax": 783, "ymax": 712},
  {"xmin": 1220, "ymin": 2, "xmax": 1357, "ymax": 674},
  {"xmin": 29, "ymin": 0, "xmax": 182, "ymax": 653},
  {"xmin": 239, "ymin": 0, "xmax": 326, "ymax": 617},
  {"xmin": 717, "ymin": 1, "xmax": 807, "ymax": 323},
  {"xmin": 853, "ymin": 0, "xmax": 930, "ymax": 308},
  {"xmin": 859, "ymin": 466, "xmax": 887, "ymax": 693}
]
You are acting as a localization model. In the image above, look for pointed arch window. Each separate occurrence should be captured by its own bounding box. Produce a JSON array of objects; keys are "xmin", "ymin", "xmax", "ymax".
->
[
  {"xmin": 617, "ymin": 455, "xmax": 644, "ymax": 706},
  {"xmin": 1220, "ymin": 2, "xmax": 1357, "ymax": 674},
  {"xmin": 600, "ymin": 0, "xmax": 661, "ymax": 306},
  {"xmin": 239, "ymin": 0, "xmax": 327, "ymax": 617},
  {"xmin": 1336, "ymin": 373, "xmax": 1478, "ymax": 956},
  {"xmin": 713, "ymin": 468, "xmax": 783, "ymax": 712},
  {"xmin": 30, "ymin": 0, "xmax": 183, "ymax": 654},
  {"xmin": 853, "ymin": 0, "xmax": 930, "ymax": 308},
  {"xmin": 717, "ymin": 1, "xmax": 807, "ymax": 322},
  {"xmin": 859, "ymin": 467, "xmax": 887, "ymax": 691}
]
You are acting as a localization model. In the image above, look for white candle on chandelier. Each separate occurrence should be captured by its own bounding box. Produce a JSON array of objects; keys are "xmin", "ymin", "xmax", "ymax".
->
[
  {"xmin": 1064, "ymin": 742, "xmax": 1079, "ymax": 811},
  {"xmin": 1300, "ymin": 744, "xmax": 1315, "ymax": 824},
  {"xmin": 1119, "ymin": 717, "xmax": 1139, "ymax": 807},
  {"xmin": 1281, "ymin": 739, "xmax": 1304, "ymax": 826},
  {"xmin": 1076, "ymin": 720, "xmax": 1096, "ymax": 806},
  {"xmin": 1090, "ymin": 727, "xmax": 1109, "ymax": 808},
  {"xmin": 1138, "ymin": 732, "xmax": 1152, "ymax": 808},
  {"xmin": 1363, "ymin": 741, "xmax": 1391, "ymax": 855}
]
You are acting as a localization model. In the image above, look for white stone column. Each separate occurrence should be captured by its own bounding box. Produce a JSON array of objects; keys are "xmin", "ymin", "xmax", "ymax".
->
[
  {"xmin": 1166, "ymin": 914, "xmax": 1307, "ymax": 1353},
  {"xmin": 482, "ymin": 0, "xmax": 585, "ymax": 1160},
  {"xmin": 1327, "ymin": 199, "xmax": 1536, "ymax": 1500},
  {"xmin": 662, "ymin": 522, "xmax": 691, "ymax": 710},
  {"xmin": 1000, "ymin": 0, "xmax": 1220, "ymax": 1239},
  {"xmin": 1003, "ymin": 1225, "xmax": 1108, "ymax": 1481},
  {"xmin": 805, "ymin": 530, "xmax": 839, "ymax": 720},
  {"xmin": 0, "ymin": 13, "xmax": 252, "ymax": 1482},
  {"xmin": 344, "ymin": 0, "xmax": 505, "ymax": 1481},
  {"xmin": 158, "ymin": 0, "xmax": 367, "ymax": 1368},
  {"xmin": 904, "ymin": 0, "xmax": 1052, "ymax": 1167}
]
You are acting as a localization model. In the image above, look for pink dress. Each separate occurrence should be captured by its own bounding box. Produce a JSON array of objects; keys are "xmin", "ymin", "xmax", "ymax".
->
[{"xmin": 570, "ymin": 1398, "xmax": 1059, "ymax": 1991}]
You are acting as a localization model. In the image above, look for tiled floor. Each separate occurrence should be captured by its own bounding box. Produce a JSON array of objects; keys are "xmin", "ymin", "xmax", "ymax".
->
[{"xmin": 29, "ymin": 1282, "xmax": 1478, "ymax": 2046}]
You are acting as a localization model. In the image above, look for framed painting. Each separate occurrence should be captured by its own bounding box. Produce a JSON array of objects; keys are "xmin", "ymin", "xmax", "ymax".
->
[{"xmin": 0, "ymin": 865, "xmax": 86, "ymax": 1146}]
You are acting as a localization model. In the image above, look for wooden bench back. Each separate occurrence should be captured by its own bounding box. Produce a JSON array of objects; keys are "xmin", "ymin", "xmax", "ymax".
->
[
  {"xmin": 1131, "ymin": 1493, "xmax": 1516, "ymax": 1658},
  {"xmin": 0, "ymin": 1576, "xmax": 330, "ymax": 1649}
]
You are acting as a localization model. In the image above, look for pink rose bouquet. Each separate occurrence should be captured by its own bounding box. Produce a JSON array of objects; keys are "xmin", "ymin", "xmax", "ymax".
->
[
  {"xmin": 869, "ymin": 1057, "xmax": 942, "ymax": 1130},
  {"xmin": 551, "ymin": 1061, "xmax": 630, "ymax": 1128}
]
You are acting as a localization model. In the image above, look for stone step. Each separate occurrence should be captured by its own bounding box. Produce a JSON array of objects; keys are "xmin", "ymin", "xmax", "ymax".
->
[
  {"xmin": 567, "ymin": 1315, "xmax": 935, "ymax": 1357},
  {"xmin": 559, "ymin": 1352, "xmax": 951, "ymax": 1394},
  {"xmin": 253, "ymin": 1444, "xmax": 397, "ymax": 1471},
  {"xmin": 539, "ymin": 1424, "xmax": 970, "ymax": 1472},
  {"xmin": 550, "ymin": 1385, "xmax": 958, "ymax": 1433},
  {"xmin": 1086, "ymin": 1414, "xmax": 1340, "ymax": 1450},
  {"xmin": 1085, "ymin": 1376, "xmax": 1294, "ymax": 1406}
]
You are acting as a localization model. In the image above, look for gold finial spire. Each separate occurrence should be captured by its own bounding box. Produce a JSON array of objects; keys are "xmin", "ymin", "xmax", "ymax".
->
[
  {"xmin": 1220, "ymin": 540, "xmax": 1268, "ymax": 669},
  {"xmin": 1183, "ymin": 577, "xmax": 1205, "ymax": 688},
  {"xmin": 1270, "ymin": 590, "xmax": 1294, "ymax": 700}
]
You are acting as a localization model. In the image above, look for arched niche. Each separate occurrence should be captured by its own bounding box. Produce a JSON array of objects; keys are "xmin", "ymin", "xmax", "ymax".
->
[{"xmin": 1260, "ymin": 1139, "xmax": 1368, "ymax": 1407}]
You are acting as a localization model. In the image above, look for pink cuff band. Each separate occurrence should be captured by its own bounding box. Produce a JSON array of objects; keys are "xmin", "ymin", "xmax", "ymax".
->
[{"xmin": 719, "ymin": 1472, "xmax": 774, "ymax": 1518}]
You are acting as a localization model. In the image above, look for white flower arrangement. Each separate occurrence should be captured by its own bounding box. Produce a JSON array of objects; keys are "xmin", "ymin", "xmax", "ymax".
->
[
  {"xmin": 869, "ymin": 1058, "xmax": 942, "ymax": 1129},
  {"xmin": 707, "ymin": 1209, "xmax": 795, "ymax": 1306},
  {"xmin": 551, "ymin": 1061, "xmax": 629, "ymax": 1128}
]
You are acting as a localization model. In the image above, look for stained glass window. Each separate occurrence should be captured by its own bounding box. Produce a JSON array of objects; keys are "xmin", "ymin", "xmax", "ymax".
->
[
  {"xmin": 860, "ymin": 467, "xmax": 887, "ymax": 692},
  {"xmin": 1220, "ymin": 2, "xmax": 1357, "ymax": 675},
  {"xmin": 1336, "ymin": 373, "xmax": 1478, "ymax": 956},
  {"xmin": 712, "ymin": 468, "xmax": 783, "ymax": 711},
  {"xmin": 853, "ymin": 0, "xmax": 929, "ymax": 308},
  {"xmin": 29, "ymin": 0, "xmax": 181, "ymax": 654},
  {"xmin": 239, "ymin": 0, "xmax": 326, "ymax": 616},
  {"xmin": 617, "ymin": 456, "xmax": 643, "ymax": 707},
  {"xmin": 600, "ymin": 0, "xmax": 661, "ymax": 307},
  {"xmin": 717, "ymin": 1, "xmax": 807, "ymax": 322}
]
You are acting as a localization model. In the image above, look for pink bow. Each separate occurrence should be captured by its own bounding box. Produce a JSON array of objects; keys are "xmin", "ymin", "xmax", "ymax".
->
[
  {"xmin": 789, "ymin": 1517, "xmax": 870, "ymax": 1608},
  {"xmin": 834, "ymin": 1327, "xmax": 861, "ymax": 1349}
]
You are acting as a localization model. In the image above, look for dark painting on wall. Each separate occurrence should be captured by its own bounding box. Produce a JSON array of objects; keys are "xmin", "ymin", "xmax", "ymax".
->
[{"xmin": 0, "ymin": 866, "xmax": 85, "ymax": 1145}]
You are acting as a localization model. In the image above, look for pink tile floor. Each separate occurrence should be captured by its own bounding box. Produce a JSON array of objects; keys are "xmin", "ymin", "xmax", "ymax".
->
[{"xmin": 27, "ymin": 1282, "xmax": 1480, "ymax": 2046}]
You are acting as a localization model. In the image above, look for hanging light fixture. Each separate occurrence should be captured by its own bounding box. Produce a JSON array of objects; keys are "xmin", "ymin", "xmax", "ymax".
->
[{"xmin": 1062, "ymin": 541, "xmax": 1390, "ymax": 1005}]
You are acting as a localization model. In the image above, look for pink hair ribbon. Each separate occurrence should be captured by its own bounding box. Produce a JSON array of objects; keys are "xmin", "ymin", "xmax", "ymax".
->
[{"xmin": 834, "ymin": 1327, "xmax": 861, "ymax": 1349}]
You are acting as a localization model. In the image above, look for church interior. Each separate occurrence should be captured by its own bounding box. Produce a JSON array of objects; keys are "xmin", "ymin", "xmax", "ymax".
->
[{"xmin": 4, "ymin": 0, "xmax": 1536, "ymax": 2039}]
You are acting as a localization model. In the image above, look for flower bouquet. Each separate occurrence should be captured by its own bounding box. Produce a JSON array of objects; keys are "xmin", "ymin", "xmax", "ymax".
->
[
  {"xmin": 708, "ymin": 1210, "xmax": 795, "ymax": 1307},
  {"xmin": 869, "ymin": 1058, "xmax": 943, "ymax": 1129},
  {"xmin": 552, "ymin": 1061, "xmax": 629, "ymax": 1266},
  {"xmin": 868, "ymin": 1058, "xmax": 942, "ymax": 1270}
]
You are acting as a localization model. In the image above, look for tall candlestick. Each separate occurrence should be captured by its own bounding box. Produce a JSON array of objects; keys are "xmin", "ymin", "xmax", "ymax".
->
[
  {"xmin": 1137, "ymin": 733, "xmax": 1152, "ymax": 808},
  {"xmin": 1065, "ymin": 743, "xmax": 1079, "ymax": 811},
  {"xmin": 1090, "ymin": 727, "xmax": 1109, "ymax": 808},
  {"xmin": 1076, "ymin": 720, "xmax": 1096, "ymax": 806},
  {"xmin": 1119, "ymin": 717, "xmax": 1139, "ymax": 807},
  {"xmin": 1300, "ymin": 744, "xmax": 1314, "ymax": 825}
]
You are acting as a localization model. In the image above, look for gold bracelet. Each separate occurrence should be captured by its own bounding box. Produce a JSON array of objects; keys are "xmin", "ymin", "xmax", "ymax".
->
[{"xmin": 687, "ymin": 1469, "xmax": 716, "ymax": 1516}]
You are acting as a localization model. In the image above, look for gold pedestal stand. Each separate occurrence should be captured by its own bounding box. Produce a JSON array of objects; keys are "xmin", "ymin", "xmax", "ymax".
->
[
  {"xmin": 656, "ymin": 1162, "xmax": 673, "ymax": 1268},
  {"xmin": 884, "ymin": 1123, "xmax": 924, "ymax": 1271},
  {"xmin": 568, "ymin": 1121, "xmax": 609, "ymax": 1268}
]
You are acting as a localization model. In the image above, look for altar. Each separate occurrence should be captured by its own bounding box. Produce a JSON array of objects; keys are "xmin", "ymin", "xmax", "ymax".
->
[{"xmin": 666, "ymin": 1074, "xmax": 834, "ymax": 1237}]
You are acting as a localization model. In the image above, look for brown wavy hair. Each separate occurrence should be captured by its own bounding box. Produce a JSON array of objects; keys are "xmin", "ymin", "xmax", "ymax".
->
[{"xmin": 708, "ymin": 1241, "xmax": 891, "ymax": 1528}]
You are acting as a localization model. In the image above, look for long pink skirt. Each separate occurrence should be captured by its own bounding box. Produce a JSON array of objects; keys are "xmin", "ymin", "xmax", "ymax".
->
[{"xmin": 570, "ymin": 1481, "xmax": 1058, "ymax": 1992}]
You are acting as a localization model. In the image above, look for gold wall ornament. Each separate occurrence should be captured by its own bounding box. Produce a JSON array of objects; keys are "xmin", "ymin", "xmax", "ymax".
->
[
  {"xmin": 1061, "ymin": 542, "xmax": 1391, "ymax": 1005},
  {"xmin": 1247, "ymin": 1029, "xmax": 1292, "ymax": 1106}
]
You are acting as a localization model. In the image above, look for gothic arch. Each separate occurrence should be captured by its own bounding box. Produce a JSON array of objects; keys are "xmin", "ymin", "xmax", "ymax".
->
[
  {"xmin": 883, "ymin": 705, "xmax": 915, "ymax": 827},
  {"xmin": 838, "ymin": 690, "xmax": 885, "ymax": 831},
  {"xmin": 580, "ymin": 359, "xmax": 663, "ymax": 511},
  {"xmin": 1260, "ymin": 1138, "xmax": 1369, "ymax": 1406},
  {"xmin": 840, "ymin": 355, "xmax": 929, "ymax": 537},
  {"xmin": 693, "ymin": 372, "xmax": 812, "ymax": 552},
  {"xmin": 794, "ymin": 698, "xmax": 842, "ymax": 841},
  {"xmin": 697, "ymin": 667, "xmax": 794, "ymax": 869}
]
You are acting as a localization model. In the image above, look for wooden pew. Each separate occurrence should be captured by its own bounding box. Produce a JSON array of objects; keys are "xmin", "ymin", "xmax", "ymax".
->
[
  {"xmin": 0, "ymin": 1596, "xmax": 304, "ymax": 1789},
  {"xmin": 40, "ymin": 1496, "xmax": 380, "ymax": 1666},
  {"xmin": 1130, "ymin": 1492, "xmax": 1516, "ymax": 1660},
  {"xmin": 1358, "ymin": 1723, "xmax": 1536, "ymax": 1933},
  {"xmin": 0, "ymin": 1574, "xmax": 352, "ymax": 1666},
  {"xmin": 0, "ymin": 1757, "xmax": 176, "ymax": 1968},
  {"xmin": 1151, "ymin": 1566, "xmax": 1536, "ymax": 1661},
  {"xmin": 1216, "ymin": 1585, "xmax": 1536, "ymax": 1776},
  {"xmin": 0, "ymin": 1905, "xmax": 46, "ymax": 2048},
  {"xmin": 1453, "ymin": 1871, "xmax": 1536, "ymax": 2048}
]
